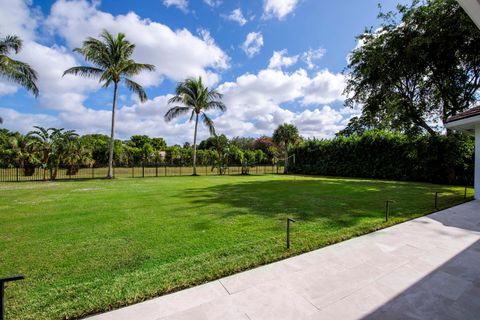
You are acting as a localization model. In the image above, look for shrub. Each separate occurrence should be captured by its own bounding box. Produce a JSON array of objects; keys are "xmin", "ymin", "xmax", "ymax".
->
[{"xmin": 290, "ymin": 131, "xmax": 474, "ymax": 185}]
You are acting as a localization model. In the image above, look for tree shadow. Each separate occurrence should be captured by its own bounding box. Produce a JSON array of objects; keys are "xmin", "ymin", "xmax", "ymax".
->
[{"xmin": 181, "ymin": 176, "xmax": 464, "ymax": 230}]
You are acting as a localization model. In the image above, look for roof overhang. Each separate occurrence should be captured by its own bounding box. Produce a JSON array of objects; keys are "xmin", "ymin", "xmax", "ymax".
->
[
  {"xmin": 446, "ymin": 114, "xmax": 480, "ymax": 135},
  {"xmin": 457, "ymin": 0, "xmax": 480, "ymax": 29}
]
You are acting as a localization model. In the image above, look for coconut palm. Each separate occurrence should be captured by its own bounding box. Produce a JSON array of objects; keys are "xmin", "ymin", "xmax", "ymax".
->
[
  {"xmin": 164, "ymin": 77, "xmax": 226, "ymax": 175},
  {"xmin": 273, "ymin": 123, "xmax": 299, "ymax": 174},
  {"xmin": 0, "ymin": 34, "xmax": 39, "ymax": 123},
  {"xmin": 63, "ymin": 30, "xmax": 155, "ymax": 178}
]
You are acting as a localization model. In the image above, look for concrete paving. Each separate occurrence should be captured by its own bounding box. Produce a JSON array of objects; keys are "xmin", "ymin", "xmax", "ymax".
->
[{"xmin": 87, "ymin": 201, "xmax": 480, "ymax": 320}]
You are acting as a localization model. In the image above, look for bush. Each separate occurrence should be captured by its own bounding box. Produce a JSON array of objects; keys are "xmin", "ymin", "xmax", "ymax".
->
[{"xmin": 290, "ymin": 131, "xmax": 474, "ymax": 185}]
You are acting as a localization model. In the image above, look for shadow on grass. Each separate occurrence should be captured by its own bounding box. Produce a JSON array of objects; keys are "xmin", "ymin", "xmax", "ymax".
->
[{"xmin": 183, "ymin": 176, "xmax": 466, "ymax": 228}]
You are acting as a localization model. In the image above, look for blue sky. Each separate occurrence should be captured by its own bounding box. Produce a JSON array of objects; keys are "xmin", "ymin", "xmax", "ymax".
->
[{"xmin": 0, "ymin": 0, "xmax": 407, "ymax": 144}]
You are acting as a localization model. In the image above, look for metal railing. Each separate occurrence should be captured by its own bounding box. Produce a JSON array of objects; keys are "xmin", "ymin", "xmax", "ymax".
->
[{"xmin": 0, "ymin": 164, "xmax": 284, "ymax": 182}]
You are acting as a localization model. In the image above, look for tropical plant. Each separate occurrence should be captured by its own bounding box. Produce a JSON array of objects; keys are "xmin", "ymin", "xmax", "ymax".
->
[
  {"xmin": 0, "ymin": 34, "xmax": 39, "ymax": 123},
  {"xmin": 27, "ymin": 126, "xmax": 79, "ymax": 180},
  {"xmin": 273, "ymin": 123, "xmax": 299, "ymax": 173},
  {"xmin": 0, "ymin": 134, "xmax": 38, "ymax": 173},
  {"xmin": 64, "ymin": 30, "xmax": 155, "ymax": 178},
  {"xmin": 164, "ymin": 77, "xmax": 226, "ymax": 175},
  {"xmin": 63, "ymin": 141, "xmax": 94, "ymax": 175}
]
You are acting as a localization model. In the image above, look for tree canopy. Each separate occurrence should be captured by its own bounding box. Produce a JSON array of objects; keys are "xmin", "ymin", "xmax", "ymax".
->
[{"xmin": 343, "ymin": 0, "xmax": 480, "ymax": 136}]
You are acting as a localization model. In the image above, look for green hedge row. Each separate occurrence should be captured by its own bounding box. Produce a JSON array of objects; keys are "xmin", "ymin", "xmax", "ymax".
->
[{"xmin": 290, "ymin": 131, "xmax": 474, "ymax": 185}]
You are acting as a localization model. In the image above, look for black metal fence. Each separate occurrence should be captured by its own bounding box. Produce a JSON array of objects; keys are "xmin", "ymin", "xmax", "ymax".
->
[{"xmin": 0, "ymin": 164, "xmax": 284, "ymax": 182}]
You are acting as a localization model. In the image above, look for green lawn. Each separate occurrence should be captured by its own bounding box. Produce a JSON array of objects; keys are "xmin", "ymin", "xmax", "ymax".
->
[{"xmin": 0, "ymin": 175, "xmax": 472, "ymax": 320}]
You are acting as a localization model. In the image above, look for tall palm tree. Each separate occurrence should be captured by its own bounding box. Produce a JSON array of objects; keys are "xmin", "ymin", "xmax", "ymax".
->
[
  {"xmin": 273, "ymin": 123, "xmax": 299, "ymax": 174},
  {"xmin": 0, "ymin": 34, "xmax": 39, "ymax": 123},
  {"xmin": 63, "ymin": 30, "xmax": 155, "ymax": 178},
  {"xmin": 165, "ymin": 77, "xmax": 226, "ymax": 175}
]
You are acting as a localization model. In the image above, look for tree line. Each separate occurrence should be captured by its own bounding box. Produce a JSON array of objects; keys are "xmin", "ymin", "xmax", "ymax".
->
[{"xmin": 0, "ymin": 123, "xmax": 300, "ymax": 177}]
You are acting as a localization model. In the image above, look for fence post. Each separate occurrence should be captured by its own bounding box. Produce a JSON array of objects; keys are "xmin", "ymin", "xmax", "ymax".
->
[
  {"xmin": 16, "ymin": 167, "xmax": 19, "ymax": 182},
  {"xmin": 180, "ymin": 165, "xmax": 182, "ymax": 176},
  {"xmin": 165, "ymin": 164, "xmax": 167, "ymax": 177},
  {"xmin": 92, "ymin": 167, "xmax": 95, "ymax": 179},
  {"xmin": 156, "ymin": 161, "xmax": 159, "ymax": 177},
  {"xmin": 132, "ymin": 164, "xmax": 134, "ymax": 178},
  {"xmin": 142, "ymin": 162, "xmax": 145, "ymax": 178},
  {"xmin": 206, "ymin": 165, "xmax": 208, "ymax": 176}
]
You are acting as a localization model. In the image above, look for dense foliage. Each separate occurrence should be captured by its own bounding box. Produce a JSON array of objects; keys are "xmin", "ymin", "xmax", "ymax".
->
[
  {"xmin": 343, "ymin": 0, "xmax": 480, "ymax": 136},
  {"xmin": 290, "ymin": 131, "xmax": 474, "ymax": 185},
  {"xmin": 0, "ymin": 128, "xmax": 280, "ymax": 176}
]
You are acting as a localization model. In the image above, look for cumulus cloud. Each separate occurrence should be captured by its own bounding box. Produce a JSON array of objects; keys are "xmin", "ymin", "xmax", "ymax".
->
[
  {"xmin": 268, "ymin": 50, "xmax": 299, "ymax": 70},
  {"xmin": 212, "ymin": 67, "xmax": 350, "ymax": 139},
  {"xmin": 0, "ymin": 0, "xmax": 356, "ymax": 144},
  {"xmin": 242, "ymin": 32, "xmax": 264, "ymax": 57},
  {"xmin": 46, "ymin": 0, "xmax": 229, "ymax": 87},
  {"xmin": 163, "ymin": 0, "xmax": 188, "ymax": 12},
  {"xmin": 302, "ymin": 48, "xmax": 326, "ymax": 69},
  {"xmin": 224, "ymin": 9, "xmax": 247, "ymax": 26},
  {"xmin": 263, "ymin": 0, "xmax": 300, "ymax": 20}
]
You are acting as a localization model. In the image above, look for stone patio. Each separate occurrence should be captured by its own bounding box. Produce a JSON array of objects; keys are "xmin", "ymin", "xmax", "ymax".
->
[{"xmin": 87, "ymin": 200, "xmax": 480, "ymax": 320}]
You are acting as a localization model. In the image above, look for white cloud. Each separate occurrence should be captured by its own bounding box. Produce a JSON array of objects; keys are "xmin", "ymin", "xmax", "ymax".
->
[
  {"xmin": 224, "ymin": 9, "xmax": 247, "ymax": 26},
  {"xmin": 46, "ymin": 0, "xmax": 229, "ymax": 87},
  {"xmin": 242, "ymin": 32, "xmax": 264, "ymax": 58},
  {"xmin": 203, "ymin": 0, "xmax": 222, "ymax": 7},
  {"xmin": 0, "ymin": 81, "xmax": 19, "ymax": 95},
  {"xmin": 0, "ymin": 0, "xmax": 355, "ymax": 144},
  {"xmin": 163, "ymin": 0, "xmax": 188, "ymax": 12},
  {"xmin": 302, "ymin": 48, "xmax": 326, "ymax": 69},
  {"xmin": 0, "ymin": 108, "xmax": 58, "ymax": 133},
  {"xmin": 0, "ymin": 0, "xmax": 40, "ymax": 41},
  {"xmin": 212, "ymin": 67, "xmax": 349, "ymax": 139},
  {"xmin": 263, "ymin": 0, "xmax": 300, "ymax": 20},
  {"xmin": 302, "ymin": 70, "xmax": 346, "ymax": 105},
  {"xmin": 268, "ymin": 50, "xmax": 299, "ymax": 70}
]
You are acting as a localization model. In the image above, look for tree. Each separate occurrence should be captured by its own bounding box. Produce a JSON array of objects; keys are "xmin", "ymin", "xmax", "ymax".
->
[
  {"xmin": 273, "ymin": 123, "xmax": 299, "ymax": 174},
  {"xmin": 164, "ymin": 77, "xmax": 226, "ymax": 175},
  {"xmin": 0, "ymin": 34, "xmax": 39, "ymax": 123},
  {"xmin": 27, "ymin": 126, "xmax": 79, "ymax": 180},
  {"xmin": 345, "ymin": 0, "xmax": 480, "ymax": 136},
  {"xmin": 64, "ymin": 30, "xmax": 155, "ymax": 178}
]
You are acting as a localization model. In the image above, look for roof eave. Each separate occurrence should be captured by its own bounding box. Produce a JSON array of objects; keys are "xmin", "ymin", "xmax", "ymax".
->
[{"xmin": 457, "ymin": 0, "xmax": 480, "ymax": 29}]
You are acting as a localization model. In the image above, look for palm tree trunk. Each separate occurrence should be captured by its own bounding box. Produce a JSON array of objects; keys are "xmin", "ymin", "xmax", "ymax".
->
[
  {"xmin": 192, "ymin": 112, "xmax": 199, "ymax": 176},
  {"xmin": 284, "ymin": 143, "xmax": 288, "ymax": 174},
  {"xmin": 107, "ymin": 82, "xmax": 118, "ymax": 179}
]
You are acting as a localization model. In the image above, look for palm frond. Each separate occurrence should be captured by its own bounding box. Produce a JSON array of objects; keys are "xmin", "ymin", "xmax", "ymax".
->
[
  {"xmin": 62, "ymin": 66, "xmax": 104, "ymax": 79},
  {"xmin": 124, "ymin": 78, "xmax": 148, "ymax": 102},
  {"xmin": 201, "ymin": 113, "xmax": 216, "ymax": 136},
  {"xmin": 121, "ymin": 61, "xmax": 155, "ymax": 76},
  {"xmin": 164, "ymin": 106, "xmax": 191, "ymax": 122},
  {"xmin": 0, "ymin": 35, "xmax": 22, "ymax": 55},
  {"xmin": 0, "ymin": 56, "xmax": 39, "ymax": 96}
]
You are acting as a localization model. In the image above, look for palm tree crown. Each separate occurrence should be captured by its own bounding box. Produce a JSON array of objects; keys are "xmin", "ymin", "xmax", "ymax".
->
[
  {"xmin": 64, "ymin": 30, "xmax": 155, "ymax": 178},
  {"xmin": 165, "ymin": 77, "xmax": 226, "ymax": 175},
  {"xmin": 0, "ymin": 34, "xmax": 39, "ymax": 124},
  {"xmin": 273, "ymin": 123, "xmax": 299, "ymax": 174}
]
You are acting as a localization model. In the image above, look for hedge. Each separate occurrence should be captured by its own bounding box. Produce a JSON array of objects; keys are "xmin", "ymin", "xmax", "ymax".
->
[{"xmin": 290, "ymin": 131, "xmax": 474, "ymax": 185}]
